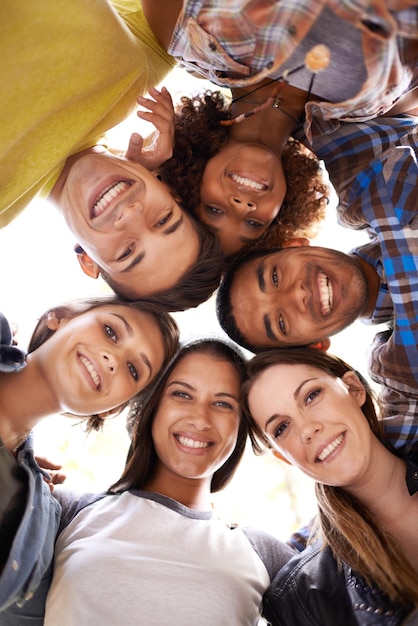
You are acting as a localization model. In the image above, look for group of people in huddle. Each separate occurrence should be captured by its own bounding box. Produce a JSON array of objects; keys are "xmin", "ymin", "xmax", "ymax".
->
[{"xmin": 1, "ymin": 1, "xmax": 418, "ymax": 624}]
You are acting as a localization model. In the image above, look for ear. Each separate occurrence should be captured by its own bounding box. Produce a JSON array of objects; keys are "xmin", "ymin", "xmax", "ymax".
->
[
  {"xmin": 281, "ymin": 237, "xmax": 310, "ymax": 249},
  {"xmin": 46, "ymin": 311, "xmax": 65, "ymax": 331},
  {"xmin": 308, "ymin": 338, "xmax": 331, "ymax": 352},
  {"xmin": 272, "ymin": 450, "xmax": 292, "ymax": 465},
  {"xmin": 74, "ymin": 245, "xmax": 100, "ymax": 279},
  {"xmin": 341, "ymin": 371, "xmax": 367, "ymax": 407}
]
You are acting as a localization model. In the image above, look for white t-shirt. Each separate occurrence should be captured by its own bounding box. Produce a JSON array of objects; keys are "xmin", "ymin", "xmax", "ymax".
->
[{"xmin": 45, "ymin": 490, "xmax": 293, "ymax": 625}]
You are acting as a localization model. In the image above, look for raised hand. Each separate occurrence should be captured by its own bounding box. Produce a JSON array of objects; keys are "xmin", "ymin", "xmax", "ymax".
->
[{"xmin": 125, "ymin": 86, "xmax": 175, "ymax": 171}]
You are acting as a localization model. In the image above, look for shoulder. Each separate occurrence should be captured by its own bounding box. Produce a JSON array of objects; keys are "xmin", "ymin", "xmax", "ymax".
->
[
  {"xmin": 263, "ymin": 544, "xmax": 355, "ymax": 626},
  {"xmin": 54, "ymin": 489, "xmax": 109, "ymax": 533},
  {"xmin": 241, "ymin": 526, "xmax": 296, "ymax": 581}
]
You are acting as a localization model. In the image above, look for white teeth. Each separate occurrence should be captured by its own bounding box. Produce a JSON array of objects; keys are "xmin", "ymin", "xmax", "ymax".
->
[
  {"xmin": 317, "ymin": 434, "xmax": 343, "ymax": 462},
  {"xmin": 92, "ymin": 181, "xmax": 130, "ymax": 218},
  {"xmin": 319, "ymin": 271, "xmax": 333, "ymax": 315},
  {"xmin": 177, "ymin": 435, "xmax": 211, "ymax": 449},
  {"xmin": 230, "ymin": 173, "xmax": 266, "ymax": 191},
  {"xmin": 80, "ymin": 355, "xmax": 100, "ymax": 389}
]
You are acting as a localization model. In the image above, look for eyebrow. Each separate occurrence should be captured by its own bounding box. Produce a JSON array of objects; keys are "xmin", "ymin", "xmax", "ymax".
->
[
  {"xmin": 167, "ymin": 380, "xmax": 238, "ymax": 400},
  {"xmin": 167, "ymin": 380, "xmax": 194, "ymax": 390},
  {"xmin": 257, "ymin": 261, "xmax": 278, "ymax": 342},
  {"xmin": 121, "ymin": 251, "xmax": 145, "ymax": 273},
  {"xmin": 263, "ymin": 314, "xmax": 277, "ymax": 342},
  {"xmin": 111, "ymin": 314, "xmax": 152, "ymax": 377},
  {"xmin": 257, "ymin": 261, "xmax": 266, "ymax": 292},
  {"xmin": 215, "ymin": 392, "xmax": 239, "ymax": 401},
  {"xmin": 141, "ymin": 353, "xmax": 152, "ymax": 378},
  {"xmin": 120, "ymin": 214, "xmax": 183, "ymax": 273},
  {"xmin": 264, "ymin": 378, "xmax": 318, "ymax": 429},
  {"xmin": 164, "ymin": 213, "xmax": 183, "ymax": 235}
]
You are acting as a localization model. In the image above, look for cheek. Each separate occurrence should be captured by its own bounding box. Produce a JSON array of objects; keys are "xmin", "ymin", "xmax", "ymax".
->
[
  {"xmin": 221, "ymin": 418, "xmax": 240, "ymax": 449},
  {"xmin": 258, "ymin": 197, "xmax": 283, "ymax": 223}
]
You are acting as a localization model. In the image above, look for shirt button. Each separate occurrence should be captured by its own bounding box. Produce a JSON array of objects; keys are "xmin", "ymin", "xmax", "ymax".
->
[
  {"xmin": 413, "ymin": 471, "xmax": 418, "ymax": 480},
  {"xmin": 209, "ymin": 42, "xmax": 217, "ymax": 51},
  {"xmin": 12, "ymin": 560, "xmax": 19, "ymax": 571},
  {"xmin": 287, "ymin": 25, "xmax": 297, "ymax": 37},
  {"xmin": 266, "ymin": 61, "xmax": 273, "ymax": 69}
]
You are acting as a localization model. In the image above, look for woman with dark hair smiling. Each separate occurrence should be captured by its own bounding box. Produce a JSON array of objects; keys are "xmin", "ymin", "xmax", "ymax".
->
[{"xmin": 16, "ymin": 339, "xmax": 294, "ymax": 626}]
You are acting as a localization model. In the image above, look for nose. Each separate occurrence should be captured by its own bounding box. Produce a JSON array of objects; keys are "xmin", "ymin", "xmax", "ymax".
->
[
  {"xmin": 113, "ymin": 201, "xmax": 142, "ymax": 230},
  {"xmin": 282, "ymin": 280, "xmax": 307, "ymax": 314},
  {"xmin": 102, "ymin": 352, "xmax": 118, "ymax": 374},
  {"xmin": 187, "ymin": 403, "xmax": 212, "ymax": 430},
  {"xmin": 228, "ymin": 195, "xmax": 257, "ymax": 213},
  {"xmin": 300, "ymin": 419, "xmax": 322, "ymax": 443}
]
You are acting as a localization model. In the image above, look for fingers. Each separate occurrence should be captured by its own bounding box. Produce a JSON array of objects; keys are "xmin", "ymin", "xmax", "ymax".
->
[
  {"xmin": 47, "ymin": 471, "xmax": 67, "ymax": 492},
  {"xmin": 48, "ymin": 470, "xmax": 67, "ymax": 485},
  {"xmin": 125, "ymin": 132, "xmax": 144, "ymax": 162},
  {"xmin": 136, "ymin": 86, "xmax": 174, "ymax": 126},
  {"xmin": 35, "ymin": 455, "xmax": 63, "ymax": 471}
]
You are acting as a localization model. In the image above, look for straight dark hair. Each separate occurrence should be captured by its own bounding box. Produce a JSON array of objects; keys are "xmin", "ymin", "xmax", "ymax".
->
[{"xmin": 110, "ymin": 339, "xmax": 248, "ymax": 494}]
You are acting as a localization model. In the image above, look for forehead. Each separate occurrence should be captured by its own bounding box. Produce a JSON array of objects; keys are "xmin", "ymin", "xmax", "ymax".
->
[
  {"xmin": 169, "ymin": 352, "xmax": 238, "ymax": 382},
  {"xmin": 248, "ymin": 363, "xmax": 331, "ymax": 412},
  {"xmin": 229, "ymin": 251, "xmax": 283, "ymax": 334},
  {"xmin": 234, "ymin": 250, "xmax": 284, "ymax": 288},
  {"xmin": 254, "ymin": 362, "xmax": 323, "ymax": 388}
]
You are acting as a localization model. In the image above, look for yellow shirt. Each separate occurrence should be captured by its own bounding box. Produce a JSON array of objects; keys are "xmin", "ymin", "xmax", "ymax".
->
[{"xmin": 0, "ymin": 0, "xmax": 175, "ymax": 227}]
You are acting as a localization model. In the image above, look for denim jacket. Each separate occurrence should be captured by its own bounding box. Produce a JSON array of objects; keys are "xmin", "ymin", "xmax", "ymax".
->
[{"xmin": 0, "ymin": 434, "xmax": 61, "ymax": 621}]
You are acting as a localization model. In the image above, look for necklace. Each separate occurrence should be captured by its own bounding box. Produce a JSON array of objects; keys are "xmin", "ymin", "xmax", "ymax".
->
[{"xmin": 222, "ymin": 44, "xmax": 331, "ymax": 127}]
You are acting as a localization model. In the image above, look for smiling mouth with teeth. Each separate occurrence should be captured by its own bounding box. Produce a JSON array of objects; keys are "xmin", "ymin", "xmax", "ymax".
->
[
  {"xmin": 91, "ymin": 181, "xmax": 132, "ymax": 219},
  {"xmin": 79, "ymin": 355, "xmax": 101, "ymax": 390},
  {"xmin": 318, "ymin": 271, "xmax": 333, "ymax": 315},
  {"xmin": 176, "ymin": 435, "xmax": 212, "ymax": 449},
  {"xmin": 317, "ymin": 433, "xmax": 344, "ymax": 462},
  {"xmin": 228, "ymin": 173, "xmax": 268, "ymax": 191}
]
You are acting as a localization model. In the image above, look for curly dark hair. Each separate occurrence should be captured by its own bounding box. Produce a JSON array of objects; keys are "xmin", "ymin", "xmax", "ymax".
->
[{"xmin": 160, "ymin": 90, "xmax": 330, "ymax": 257}]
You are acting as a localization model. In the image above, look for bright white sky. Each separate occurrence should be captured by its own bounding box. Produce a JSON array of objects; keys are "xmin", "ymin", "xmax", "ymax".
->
[{"xmin": 0, "ymin": 66, "xmax": 385, "ymax": 538}]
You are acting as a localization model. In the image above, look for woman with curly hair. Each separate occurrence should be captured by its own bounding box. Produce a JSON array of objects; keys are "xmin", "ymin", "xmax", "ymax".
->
[{"xmin": 160, "ymin": 87, "xmax": 329, "ymax": 258}]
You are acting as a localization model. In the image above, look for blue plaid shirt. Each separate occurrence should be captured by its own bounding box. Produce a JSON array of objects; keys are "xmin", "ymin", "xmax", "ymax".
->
[
  {"xmin": 295, "ymin": 115, "xmax": 418, "ymax": 453},
  {"xmin": 169, "ymin": 0, "xmax": 418, "ymax": 138}
]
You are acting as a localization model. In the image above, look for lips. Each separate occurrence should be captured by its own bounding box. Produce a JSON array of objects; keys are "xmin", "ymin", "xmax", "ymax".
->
[
  {"xmin": 79, "ymin": 354, "xmax": 101, "ymax": 390},
  {"xmin": 227, "ymin": 172, "xmax": 268, "ymax": 192},
  {"xmin": 316, "ymin": 433, "xmax": 344, "ymax": 462},
  {"xmin": 318, "ymin": 271, "xmax": 333, "ymax": 316},
  {"xmin": 90, "ymin": 180, "xmax": 132, "ymax": 219}
]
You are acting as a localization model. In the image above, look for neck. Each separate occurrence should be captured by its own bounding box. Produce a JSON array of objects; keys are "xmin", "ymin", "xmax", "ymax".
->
[
  {"xmin": 140, "ymin": 0, "xmax": 182, "ymax": 50},
  {"xmin": 0, "ymin": 356, "xmax": 60, "ymax": 453},
  {"xmin": 346, "ymin": 442, "xmax": 410, "ymax": 524},
  {"xmin": 229, "ymin": 81, "xmax": 308, "ymax": 155},
  {"xmin": 143, "ymin": 466, "xmax": 213, "ymax": 511}
]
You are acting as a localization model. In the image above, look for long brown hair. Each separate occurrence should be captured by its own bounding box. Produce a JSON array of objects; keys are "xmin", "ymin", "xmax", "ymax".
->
[
  {"xmin": 242, "ymin": 347, "xmax": 418, "ymax": 608},
  {"xmin": 110, "ymin": 339, "xmax": 248, "ymax": 494},
  {"xmin": 28, "ymin": 296, "xmax": 179, "ymax": 431}
]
